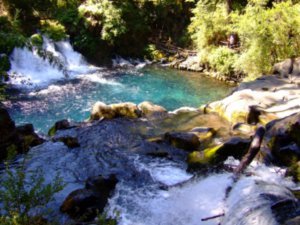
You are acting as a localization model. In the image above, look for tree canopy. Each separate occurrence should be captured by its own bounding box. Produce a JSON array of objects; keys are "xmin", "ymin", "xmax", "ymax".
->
[{"xmin": 1, "ymin": 0, "xmax": 300, "ymax": 79}]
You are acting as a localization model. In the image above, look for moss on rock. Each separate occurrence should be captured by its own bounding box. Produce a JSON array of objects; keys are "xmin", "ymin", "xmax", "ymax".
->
[
  {"xmin": 187, "ymin": 137, "xmax": 250, "ymax": 170},
  {"xmin": 30, "ymin": 33, "xmax": 43, "ymax": 47}
]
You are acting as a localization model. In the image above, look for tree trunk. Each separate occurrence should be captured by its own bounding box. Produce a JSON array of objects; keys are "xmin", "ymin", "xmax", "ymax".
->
[{"xmin": 226, "ymin": 0, "xmax": 233, "ymax": 15}]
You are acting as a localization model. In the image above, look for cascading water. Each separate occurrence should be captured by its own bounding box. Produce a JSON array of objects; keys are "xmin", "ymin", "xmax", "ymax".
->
[
  {"xmin": 9, "ymin": 47, "xmax": 64, "ymax": 86},
  {"xmin": 8, "ymin": 36, "xmax": 97, "ymax": 87}
]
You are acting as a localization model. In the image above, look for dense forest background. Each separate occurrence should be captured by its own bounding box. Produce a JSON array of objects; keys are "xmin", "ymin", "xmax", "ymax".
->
[{"xmin": 1, "ymin": 0, "xmax": 300, "ymax": 80}]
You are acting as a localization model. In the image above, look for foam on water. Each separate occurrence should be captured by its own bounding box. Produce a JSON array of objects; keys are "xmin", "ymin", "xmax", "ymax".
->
[
  {"xmin": 8, "ymin": 36, "xmax": 98, "ymax": 88},
  {"xmin": 107, "ymin": 173, "xmax": 232, "ymax": 225},
  {"xmin": 107, "ymin": 162, "xmax": 296, "ymax": 225},
  {"xmin": 9, "ymin": 47, "xmax": 64, "ymax": 87}
]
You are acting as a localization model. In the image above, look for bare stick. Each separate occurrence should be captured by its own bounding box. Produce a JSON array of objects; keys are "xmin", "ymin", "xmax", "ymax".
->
[
  {"xmin": 201, "ymin": 213, "xmax": 225, "ymax": 221},
  {"xmin": 233, "ymin": 126, "xmax": 266, "ymax": 180}
]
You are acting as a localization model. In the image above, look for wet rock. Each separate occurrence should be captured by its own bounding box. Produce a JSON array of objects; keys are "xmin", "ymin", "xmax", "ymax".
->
[
  {"xmin": 138, "ymin": 101, "xmax": 167, "ymax": 118},
  {"xmin": 0, "ymin": 107, "xmax": 17, "ymax": 160},
  {"xmin": 190, "ymin": 127, "xmax": 216, "ymax": 144},
  {"xmin": 232, "ymin": 123, "xmax": 256, "ymax": 136},
  {"xmin": 0, "ymin": 107, "xmax": 43, "ymax": 160},
  {"xmin": 17, "ymin": 124, "xmax": 44, "ymax": 149},
  {"xmin": 48, "ymin": 119, "xmax": 71, "ymax": 136},
  {"xmin": 16, "ymin": 123, "xmax": 35, "ymax": 135},
  {"xmin": 85, "ymin": 175, "xmax": 118, "ymax": 192},
  {"xmin": 60, "ymin": 175, "xmax": 118, "ymax": 222},
  {"xmin": 54, "ymin": 136, "xmax": 80, "ymax": 148},
  {"xmin": 287, "ymin": 161, "xmax": 300, "ymax": 182},
  {"xmin": 90, "ymin": 101, "xmax": 141, "ymax": 120},
  {"xmin": 164, "ymin": 131, "xmax": 200, "ymax": 152},
  {"xmin": 187, "ymin": 137, "xmax": 250, "ymax": 170},
  {"xmin": 262, "ymin": 112, "xmax": 300, "ymax": 165},
  {"xmin": 146, "ymin": 151, "xmax": 169, "ymax": 158},
  {"xmin": 284, "ymin": 216, "xmax": 300, "ymax": 225}
]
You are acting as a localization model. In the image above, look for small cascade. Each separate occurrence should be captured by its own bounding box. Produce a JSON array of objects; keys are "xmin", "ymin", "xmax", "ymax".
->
[
  {"xmin": 8, "ymin": 36, "xmax": 97, "ymax": 88},
  {"xmin": 107, "ymin": 162, "xmax": 297, "ymax": 225},
  {"xmin": 9, "ymin": 47, "xmax": 65, "ymax": 87},
  {"xmin": 55, "ymin": 39, "xmax": 92, "ymax": 74}
]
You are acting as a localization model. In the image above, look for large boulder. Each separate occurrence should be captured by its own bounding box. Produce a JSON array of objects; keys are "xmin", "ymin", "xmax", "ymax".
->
[
  {"xmin": 90, "ymin": 102, "xmax": 141, "ymax": 120},
  {"xmin": 187, "ymin": 137, "xmax": 250, "ymax": 170},
  {"xmin": 273, "ymin": 57, "xmax": 300, "ymax": 77},
  {"xmin": 0, "ymin": 107, "xmax": 43, "ymax": 160},
  {"xmin": 205, "ymin": 74, "xmax": 300, "ymax": 125},
  {"xmin": 261, "ymin": 112, "xmax": 300, "ymax": 166},
  {"xmin": 60, "ymin": 175, "xmax": 117, "ymax": 222},
  {"xmin": 172, "ymin": 55, "xmax": 204, "ymax": 72},
  {"xmin": 138, "ymin": 101, "xmax": 167, "ymax": 118}
]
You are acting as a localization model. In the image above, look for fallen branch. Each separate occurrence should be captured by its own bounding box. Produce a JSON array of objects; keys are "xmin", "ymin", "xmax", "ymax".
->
[
  {"xmin": 233, "ymin": 126, "xmax": 266, "ymax": 180},
  {"xmin": 201, "ymin": 213, "xmax": 225, "ymax": 221}
]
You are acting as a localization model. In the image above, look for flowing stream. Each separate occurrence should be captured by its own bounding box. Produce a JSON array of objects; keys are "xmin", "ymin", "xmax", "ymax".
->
[{"xmin": 2, "ymin": 37, "xmax": 299, "ymax": 225}]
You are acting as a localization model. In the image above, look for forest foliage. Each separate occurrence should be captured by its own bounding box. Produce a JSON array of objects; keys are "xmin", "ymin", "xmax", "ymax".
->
[
  {"xmin": 189, "ymin": 0, "xmax": 300, "ymax": 78},
  {"xmin": 1, "ymin": 0, "xmax": 300, "ymax": 79}
]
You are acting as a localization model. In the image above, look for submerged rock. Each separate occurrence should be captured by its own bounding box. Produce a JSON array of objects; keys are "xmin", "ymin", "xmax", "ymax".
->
[{"xmin": 60, "ymin": 175, "xmax": 118, "ymax": 222}]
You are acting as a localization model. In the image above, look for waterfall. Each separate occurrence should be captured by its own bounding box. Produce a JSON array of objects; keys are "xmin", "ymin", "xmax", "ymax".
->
[{"xmin": 8, "ymin": 36, "xmax": 97, "ymax": 88}]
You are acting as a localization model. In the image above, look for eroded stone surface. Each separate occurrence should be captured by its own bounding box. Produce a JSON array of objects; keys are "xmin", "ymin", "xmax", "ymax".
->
[{"xmin": 205, "ymin": 75, "xmax": 300, "ymax": 125}]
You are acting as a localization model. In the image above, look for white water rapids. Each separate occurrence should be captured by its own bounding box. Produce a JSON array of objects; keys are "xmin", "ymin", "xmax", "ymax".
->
[{"xmin": 8, "ymin": 36, "xmax": 98, "ymax": 87}]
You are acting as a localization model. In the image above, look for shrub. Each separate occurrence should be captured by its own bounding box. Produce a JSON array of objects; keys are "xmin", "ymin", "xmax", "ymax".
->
[
  {"xmin": 144, "ymin": 44, "xmax": 165, "ymax": 61},
  {"xmin": 235, "ymin": 1, "xmax": 300, "ymax": 78},
  {"xmin": 189, "ymin": 0, "xmax": 300, "ymax": 79},
  {"xmin": 0, "ymin": 16, "xmax": 26, "ymax": 55},
  {"xmin": 78, "ymin": 0, "xmax": 126, "ymax": 44},
  {"xmin": 208, "ymin": 46, "xmax": 238, "ymax": 75},
  {"xmin": 0, "ymin": 159, "xmax": 64, "ymax": 224},
  {"xmin": 30, "ymin": 34, "xmax": 43, "ymax": 47},
  {"xmin": 40, "ymin": 20, "xmax": 67, "ymax": 41}
]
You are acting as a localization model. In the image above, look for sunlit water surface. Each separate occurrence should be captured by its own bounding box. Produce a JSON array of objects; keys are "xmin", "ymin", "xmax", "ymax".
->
[{"xmin": 6, "ymin": 67, "xmax": 232, "ymax": 133}]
